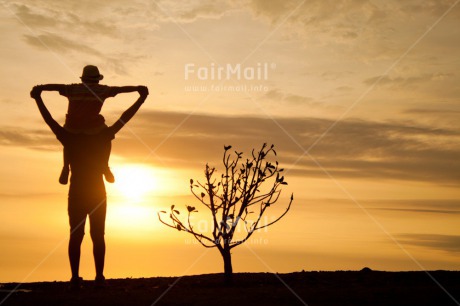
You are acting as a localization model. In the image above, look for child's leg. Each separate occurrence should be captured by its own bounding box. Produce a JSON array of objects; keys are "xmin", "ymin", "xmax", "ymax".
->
[
  {"xmin": 59, "ymin": 146, "xmax": 70, "ymax": 185},
  {"xmin": 103, "ymin": 141, "xmax": 114, "ymax": 183}
]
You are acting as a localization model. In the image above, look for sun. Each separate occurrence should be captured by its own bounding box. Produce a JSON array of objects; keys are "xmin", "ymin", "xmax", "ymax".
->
[
  {"xmin": 105, "ymin": 163, "xmax": 183, "ymax": 232},
  {"xmin": 112, "ymin": 164, "xmax": 157, "ymax": 202}
]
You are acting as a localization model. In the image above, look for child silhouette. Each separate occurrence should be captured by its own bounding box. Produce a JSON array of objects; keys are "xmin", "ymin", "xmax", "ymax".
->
[{"xmin": 34, "ymin": 65, "xmax": 140, "ymax": 184}]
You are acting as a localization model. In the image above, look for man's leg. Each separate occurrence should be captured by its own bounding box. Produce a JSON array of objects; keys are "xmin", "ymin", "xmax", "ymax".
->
[
  {"xmin": 68, "ymin": 197, "xmax": 86, "ymax": 280},
  {"xmin": 102, "ymin": 141, "xmax": 114, "ymax": 183},
  {"xmin": 68, "ymin": 231, "xmax": 84, "ymax": 278},
  {"xmin": 59, "ymin": 146, "xmax": 70, "ymax": 185},
  {"xmin": 89, "ymin": 198, "xmax": 107, "ymax": 281}
]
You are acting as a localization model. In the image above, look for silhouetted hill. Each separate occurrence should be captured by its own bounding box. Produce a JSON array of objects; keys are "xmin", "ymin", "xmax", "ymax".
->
[{"xmin": 1, "ymin": 271, "xmax": 459, "ymax": 305}]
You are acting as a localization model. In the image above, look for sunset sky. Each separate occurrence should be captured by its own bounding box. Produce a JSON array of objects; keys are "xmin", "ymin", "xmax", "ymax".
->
[{"xmin": 1, "ymin": 0, "xmax": 459, "ymax": 283}]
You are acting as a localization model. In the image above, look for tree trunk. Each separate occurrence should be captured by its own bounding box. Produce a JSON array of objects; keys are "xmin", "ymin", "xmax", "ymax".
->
[{"xmin": 221, "ymin": 247, "xmax": 233, "ymax": 285}]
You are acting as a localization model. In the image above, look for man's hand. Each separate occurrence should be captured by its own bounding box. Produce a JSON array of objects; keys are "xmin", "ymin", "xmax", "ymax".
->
[
  {"xmin": 30, "ymin": 85, "xmax": 43, "ymax": 99},
  {"xmin": 137, "ymin": 86, "xmax": 149, "ymax": 98}
]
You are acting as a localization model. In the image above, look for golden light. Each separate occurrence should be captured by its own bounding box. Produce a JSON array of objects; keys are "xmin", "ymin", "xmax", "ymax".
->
[
  {"xmin": 113, "ymin": 164, "xmax": 157, "ymax": 202},
  {"xmin": 105, "ymin": 164, "xmax": 158, "ymax": 235},
  {"xmin": 105, "ymin": 163, "xmax": 191, "ymax": 236}
]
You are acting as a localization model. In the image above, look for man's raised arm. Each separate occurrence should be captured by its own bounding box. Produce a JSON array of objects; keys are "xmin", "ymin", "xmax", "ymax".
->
[
  {"xmin": 30, "ymin": 86, "xmax": 63, "ymax": 136},
  {"xmin": 110, "ymin": 86, "xmax": 149, "ymax": 134}
]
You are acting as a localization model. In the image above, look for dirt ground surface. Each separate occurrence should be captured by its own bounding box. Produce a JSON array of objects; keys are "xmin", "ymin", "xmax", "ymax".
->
[{"xmin": 1, "ymin": 271, "xmax": 459, "ymax": 306}]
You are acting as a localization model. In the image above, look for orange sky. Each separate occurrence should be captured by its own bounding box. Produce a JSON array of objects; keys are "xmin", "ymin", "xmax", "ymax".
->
[{"xmin": 1, "ymin": 0, "xmax": 459, "ymax": 282}]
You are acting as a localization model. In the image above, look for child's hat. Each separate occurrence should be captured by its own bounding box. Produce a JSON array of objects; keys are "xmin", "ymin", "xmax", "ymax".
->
[{"xmin": 81, "ymin": 65, "xmax": 104, "ymax": 81}]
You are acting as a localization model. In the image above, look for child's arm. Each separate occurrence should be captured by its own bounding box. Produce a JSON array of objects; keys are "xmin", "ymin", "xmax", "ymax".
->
[
  {"xmin": 35, "ymin": 84, "xmax": 67, "ymax": 92},
  {"xmin": 110, "ymin": 86, "xmax": 140, "ymax": 97},
  {"xmin": 110, "ymin": 86, "xmax": 149, "ymax": 134}
]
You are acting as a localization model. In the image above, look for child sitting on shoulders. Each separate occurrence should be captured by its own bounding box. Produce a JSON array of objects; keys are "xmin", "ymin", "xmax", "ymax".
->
[{"xmin": 35, "ymin": 65, "xmax": 141, "ymax": 184}]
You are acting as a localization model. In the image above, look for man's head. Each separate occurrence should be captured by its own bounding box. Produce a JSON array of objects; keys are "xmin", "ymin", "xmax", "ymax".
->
[{"xmin": 81, "ymin": 65, "xmax": 104, "ymax": 83}]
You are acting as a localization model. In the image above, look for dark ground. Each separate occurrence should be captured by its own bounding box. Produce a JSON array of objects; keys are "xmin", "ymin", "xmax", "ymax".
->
[{"xmin": 1, "ymin": 270, "xmax": 459, "ymax": 306}]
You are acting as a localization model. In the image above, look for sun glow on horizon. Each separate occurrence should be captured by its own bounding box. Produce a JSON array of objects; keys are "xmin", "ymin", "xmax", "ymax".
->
[
  {"xmin": 112, "ymin": 164, "xmax": 158, "ymax": 202},
  {"xmin": 105, "ymin": 163, "xmax": 188, "ymax": 236},
  {"xmin": 105, "ymin": 164, "xmax": 161, "ymax": 235}
]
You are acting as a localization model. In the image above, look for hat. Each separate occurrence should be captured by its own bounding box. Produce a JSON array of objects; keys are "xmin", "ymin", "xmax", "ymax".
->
[{"xmin": 80, "ymin": 65, "xmax": 104, "ymax": 81}]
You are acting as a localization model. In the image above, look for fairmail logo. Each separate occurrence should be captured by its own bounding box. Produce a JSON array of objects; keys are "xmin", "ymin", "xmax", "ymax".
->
[{"xmin": 184, "ymin": 62, "xmax": 276, "ymax": 81}]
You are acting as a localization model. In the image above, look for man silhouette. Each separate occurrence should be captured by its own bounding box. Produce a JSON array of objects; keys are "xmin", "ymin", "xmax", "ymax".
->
[{"xmin": 30, "ymin": 85, "xmax": 149, "ymax": 289}]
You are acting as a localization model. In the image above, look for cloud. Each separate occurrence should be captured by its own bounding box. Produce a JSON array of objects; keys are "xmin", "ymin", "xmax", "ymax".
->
[
  {"xmin": 264, "ymin": 89, "xmax": 315, "ymax": 106},
  {"xmin": 376, "ymin": 208, "xmax": 460, "ymax": 215},
  {"xmin": 363, "ymin": 73, "xmax": 455, "ymax": 88},
  {"xmin": 150, "ymin": 0, "xmax": 234, "ymax": 23},
  {"xmin": 245, "ymin": 0, "xmax": 390, "ymax": 40},
  {"xmin": 242, "ymin": 0, "xmax": 460, "ymax": 65},
  {"xmin": 0, "ymin": 127, "xmax": 59, "ymax": 151},
  {"xmin": 14, "ymin": 4, "xmax": 58, "ymax": 28},
  {"xmin": 321, "ymin": 71, "xmax": 353, "ymax": 81},
  {"xmin": 245, "ymin": 0, "xmax": 298, "ymax": 24},
  {"xmin": 404, "ymin": 108, "xmax": 460, "ymax": 115},
  {"xmin": 13, "ymin": 3, "xmax": 149, "ymax": 76},
  {"xmin": 400, "ymin": 1, "xmax": 460, "ymax": 17},
  {"xmin": 368, "ymin": 199, "xmax": 460, "ymax": 215},
  {"xmin": 397, "ymin": 234, "xmax": 460, "ymax": 253},
  {"xmin": 64, "ymin": 12, "xmax": 120, "ymax": 38},
  {"xmin": 12, "ymin": 3, "xmax": 121, "ymax": 37},
  {"xmin": 106, "ymin": 111, "xmax": 460, "ymax": 185},
  {"xmin": 22, "ymin": 31, "xmax": 146, "ymax": 76},
  {"xmin": 3, "ymin": 109, "xmax": 459, "ymax": 185},
  {"xmin": 23, "ymin": 32, "xmax": 103, "ymax": 56}
]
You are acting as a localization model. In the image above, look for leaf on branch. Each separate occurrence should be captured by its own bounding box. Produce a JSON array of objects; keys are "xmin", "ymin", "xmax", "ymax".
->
[
  {"xmin": 174, "ymin": 210, "xmax": 180, "ymax": 214},
  {"xmin": 159, "ymin": 210, "xmax": 166, "ymax": 213},
  {"xmin": 201, "ymin": 192, "xmax": 205, "ymax": 198},
  {"xmin": 281, "ymin": 182, "xmax": 288, "ymax": 185},
  {"xmin": 224, "ymin": 145, "xmax": 232, "ymax": 151},
  {"xmin": 171, "ymin": 204, "xmax": 175, "ymax": 210},
  {"xmin": 190, "ymin": 179, "xmax": 193, "ymax": 185},
  {"xmin": 176, "ymin": 224, "xmax": 182, "ymax": 231},
  {"xmin": 186, "ymin": 206, "xmax": 196, "ymax": 212}
]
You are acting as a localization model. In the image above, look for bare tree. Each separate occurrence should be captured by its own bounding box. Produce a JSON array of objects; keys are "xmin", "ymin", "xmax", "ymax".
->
[{"xmin": 158, "ymin": 143, "xmax": 293, "ymax": 284}]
